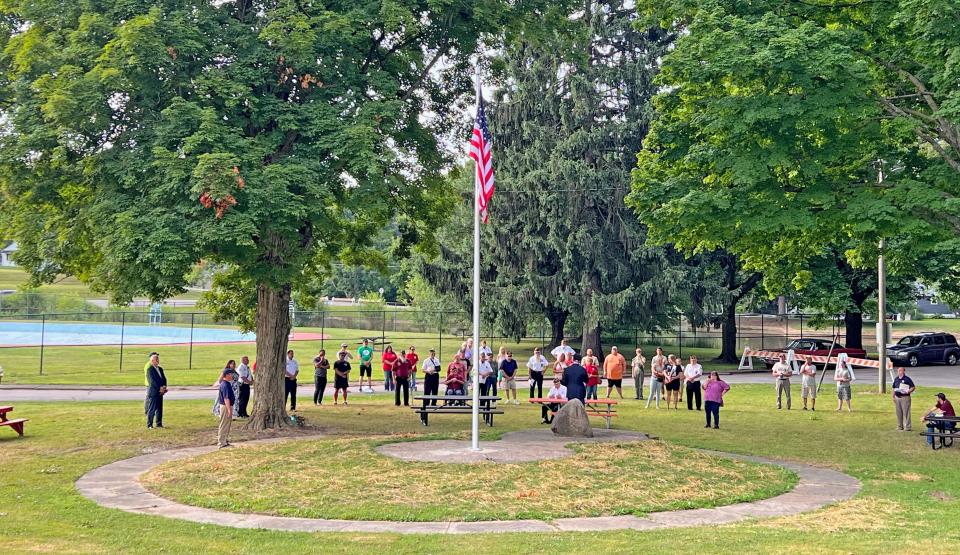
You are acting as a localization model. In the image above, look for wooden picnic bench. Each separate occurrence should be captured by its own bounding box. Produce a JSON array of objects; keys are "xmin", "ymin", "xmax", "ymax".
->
[
  {"xmin": 412, "ymin": 395, "xmax": 503, "ymax": 427},
  {"xmin": 528, "ymin": 398, "xmax": 619, "ymax": 429},
  {"xmin": 0, "ymin": 405, "xmax": 28, "ymax": 438},
  {"xmin": 922, "ymin": 414, "xmax": 960, "ymax": 450}
]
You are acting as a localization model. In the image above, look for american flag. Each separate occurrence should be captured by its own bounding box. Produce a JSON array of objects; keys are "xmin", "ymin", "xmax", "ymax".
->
[{"xmin": 468, "ymin": 93, "xmax": 495, "ymax": 223}]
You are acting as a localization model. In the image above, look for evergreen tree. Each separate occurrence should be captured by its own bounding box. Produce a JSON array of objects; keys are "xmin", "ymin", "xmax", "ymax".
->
[{"xmin": 422, "ymin": 1, "xmax": 685, "ymax": 354}]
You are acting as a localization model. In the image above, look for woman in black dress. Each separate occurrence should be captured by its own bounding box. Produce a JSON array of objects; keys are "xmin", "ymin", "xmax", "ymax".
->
[{"xmin": 664, "ymin": 354, "xmax": 683, "ymax": 409}]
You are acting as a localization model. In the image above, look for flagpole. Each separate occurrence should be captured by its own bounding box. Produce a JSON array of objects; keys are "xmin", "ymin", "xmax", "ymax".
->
[{"xmin": 470, "ymin": 69, "xmax": 482, "ymax": 452}]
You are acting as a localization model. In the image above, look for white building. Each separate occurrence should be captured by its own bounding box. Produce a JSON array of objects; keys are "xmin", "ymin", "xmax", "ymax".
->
[{"xmin": 0, "ymin": 241, "xmax": 17, "ymax": 267}]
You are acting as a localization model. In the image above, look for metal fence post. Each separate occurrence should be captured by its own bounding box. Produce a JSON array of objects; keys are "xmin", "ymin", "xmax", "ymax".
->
[
  {"xmin": 321, "ymin": 312, "xmax": 325, "ymax": 350},
  {"xmin": 381, "ymin": 310, "xmax": 386, "ymax": 347},
  {"xmin": 677, "ymin": 314, "xmax": 683, "ymax": 358},
  {"xmin": 188, "ymin": 312, "xmax": 195, "ymax": 369},
  {"xmin": 119, "ymin": 311, "xmax": 125, "ymax": 372},
  {"xmin": 760, "ymin": 314, "xmax": 765, "ymax": 350},
  {"xmin": 39, "ymin": 314, "xmax": 46, "ymax": 376},
  {"xmin": 438, "ymin": 310, "xmax": 443, "ymax": 357}
]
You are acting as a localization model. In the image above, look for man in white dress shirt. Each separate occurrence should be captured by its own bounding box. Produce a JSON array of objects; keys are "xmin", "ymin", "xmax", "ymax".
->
[
  {"xmin": 527, "ymin": 347, "xmax": 549, "ymax": 399},
  {"xmin": 550, "ymin": 339, "xmax": 575, "ymax": 361},
  {"xmin": 683, "ymin": 355, "xmax": 703, "ymax": 411},
  {"xmin": 541, "ymin": 378, "xmax": 568, "ymax": 424},
  {"xmin": 285, "ymin": 350, "xmax": 299, "ymax": 411}
]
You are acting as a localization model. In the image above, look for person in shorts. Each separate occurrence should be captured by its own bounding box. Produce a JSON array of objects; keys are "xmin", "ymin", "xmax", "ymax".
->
[
  {"xmin": 499, "ymin": 351, "xmax": 519, "ymax": 404},
  {"xmin": 333, "ymin": 351, "xmax": 351, "ymax": 406},
  {"xmin": 800, "ymin": 355, "xmax": 817, "ymax": 411},
  {"xmin": 603, "ymin": 346, "xmax": 626, "ymax": 399},
  {"xmin": 357, "ymin": 339, "xmax": 374, "ymax": 391}
]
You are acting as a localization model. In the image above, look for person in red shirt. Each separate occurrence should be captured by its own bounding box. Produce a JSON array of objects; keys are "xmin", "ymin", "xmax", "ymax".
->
[
  {"xmin": 406, "ymin": 345, "xmax": 420, "ymax": 392},
  {"xmin": 381, "ymin": 345, "xmax": 398, "ymax": 392},
  {"xmin": 444, "ymin": 355, "xmax": 467, "ymax": 405},
  {"xmin": 394, "ymin": 350, "xmax": 412, "ymax": 406},
  {"xmin": 585, "ymin": 356, "xmax": 601, "ymax": 400},
  {"xmin": 925, "ymin": 392, "xmax": 956, "ymax": 446}
]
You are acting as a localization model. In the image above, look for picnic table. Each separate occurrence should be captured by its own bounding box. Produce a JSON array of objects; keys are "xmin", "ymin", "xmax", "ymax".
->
[
  {"xmin": 528, "ymin": 398, "xmax": 619, "ymax": 429},
  {"xmin": 412, "ymin": 395, "xmax": 503, "ymax": 426},
  {"xmin": 922, "ymin": 414, "xmax": 960, "ymax": 450},
  {"xmin": 0, "ymin": 405, "xmax": 28, "ymax": 438}
]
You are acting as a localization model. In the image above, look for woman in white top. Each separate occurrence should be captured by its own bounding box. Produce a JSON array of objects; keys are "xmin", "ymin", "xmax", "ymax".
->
[{"xmin": 478, "ymin": 353, "xmax": 496, "ymax": 409}]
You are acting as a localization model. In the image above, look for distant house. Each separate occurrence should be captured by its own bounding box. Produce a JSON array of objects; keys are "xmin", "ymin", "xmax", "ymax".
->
[
  {"xmin": 917, "ymin": 295, "xmax": 955, "ymax": 316},
  {"xmin": 915, "ymin": 283, "xmax": 956, "ymax": 316},
  {"xmin": 0, "ymin": 241, "xmax": 16, "ymax": 267}
]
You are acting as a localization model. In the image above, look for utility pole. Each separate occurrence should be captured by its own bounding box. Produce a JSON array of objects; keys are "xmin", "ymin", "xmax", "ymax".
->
[{"xmin": 877, "ymin": 161, "xmax": 888, "ymax": 394}]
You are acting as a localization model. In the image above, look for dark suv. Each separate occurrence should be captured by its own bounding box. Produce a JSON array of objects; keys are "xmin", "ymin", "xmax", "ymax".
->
[{"xmin": 887, "ymin": 332, "xmax": 960, "ymax": 367}]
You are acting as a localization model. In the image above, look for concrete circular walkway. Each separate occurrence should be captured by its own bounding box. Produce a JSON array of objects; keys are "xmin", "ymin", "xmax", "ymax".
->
[{"xmin": 76, "ymin": 432, "xmax": 861, "ymax": 534}]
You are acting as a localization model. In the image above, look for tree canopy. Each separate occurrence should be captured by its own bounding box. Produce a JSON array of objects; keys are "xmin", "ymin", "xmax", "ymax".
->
[
  {"xmin": 0, "ymin": 0, "xmax": 514, "ymax": 429},
  {"xmin": 629, "ymin": 0, "xmax": 960, "ymax": 319}
]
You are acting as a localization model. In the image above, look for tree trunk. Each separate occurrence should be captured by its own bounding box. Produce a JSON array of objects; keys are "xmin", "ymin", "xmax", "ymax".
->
[
  {"xmin": 546, "ymin": 310, "xmax": 568, "ymax": 350},
  {"xmin": 245, "ymin": 282, "xmax": 293, "ymax": 431},
  {"xmin": 582, "ymin": 322, "xmax": 602, "ymax": 359},
  {"xmin": 844, "ymin": 311, "xmax": 864, "ymax": 349},
  {"xmin": 716, "ymin": 302, "xmax": 739, "ymax": 363},
  {"xmin": 777, "ymin": 295, "xmax": 787, "ymax": 320}
]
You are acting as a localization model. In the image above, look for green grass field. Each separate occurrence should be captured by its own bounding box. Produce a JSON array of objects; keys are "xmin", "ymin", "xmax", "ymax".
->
[
  {"xmin": 144, "ymin": 438, "xmax": 793, "ymax": 521},
  {"xmin": 0, "ymin": 267, "xmax": 202, "ymax": 301},
  {"xmin": 2, "ymin": 385, "xmax": 959, "ymax": 553}
]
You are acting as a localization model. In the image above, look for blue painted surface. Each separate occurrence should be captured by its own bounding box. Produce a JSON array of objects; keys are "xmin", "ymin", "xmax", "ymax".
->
[{"xmin": 0, "ymin": 321, "xmax": 254, "ymax": 346}]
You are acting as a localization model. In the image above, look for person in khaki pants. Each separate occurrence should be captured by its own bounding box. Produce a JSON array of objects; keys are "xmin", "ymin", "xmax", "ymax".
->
[
  {"xmin": 217, "ymin": 370, "xmax": 236, "ymax": 448},
  {"xmin": 892, "ymin": 367, "xmax": 916, "ymax": 431}
]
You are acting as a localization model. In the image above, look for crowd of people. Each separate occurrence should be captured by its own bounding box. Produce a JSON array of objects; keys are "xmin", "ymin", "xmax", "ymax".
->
[{"xmin": 140, "ymin": 337, "xmax": 956, "ymax": 448}]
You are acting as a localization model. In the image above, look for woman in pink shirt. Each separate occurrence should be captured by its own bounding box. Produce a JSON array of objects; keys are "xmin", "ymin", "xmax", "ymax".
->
[{"xmin": 702, "ymin": 371, "xmax": 730, "ymax": 429}]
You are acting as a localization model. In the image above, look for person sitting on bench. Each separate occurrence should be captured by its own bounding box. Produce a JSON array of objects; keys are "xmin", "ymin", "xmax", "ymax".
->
[
  {"xmin": 542, "ymin": 378, "xmax": 567, "ymax": 424},
  {"xmin": 444, "ymin": 354, "xmax": 467, "ymax": 405},
  {"xmin": 925, "ymin": 392, "xmax": 956, "ymax": 446}
]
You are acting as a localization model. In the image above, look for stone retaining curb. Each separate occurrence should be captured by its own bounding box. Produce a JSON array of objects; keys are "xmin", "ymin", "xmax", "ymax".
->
[{"xmin": 76, "ymin": 432, "xmax": 860, "ymax": 534}]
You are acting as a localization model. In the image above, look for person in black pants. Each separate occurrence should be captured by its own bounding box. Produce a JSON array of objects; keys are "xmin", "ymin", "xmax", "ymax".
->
[
  {"xmin": 421, "ymin": 349, "xmax": 441, "ymax": 405},
  {"xmin": 313, "ymin": 350, "xmax": 329, "ymax": 405},
  {"xmin": 145, "ymin": 352, "xmax": 167, "ymax": 428},
  {"xmin": 527, "ymin": 347, "xmax": 548, "ymax": 399},
  {"xmin": 284, "ymin": 350, "xmax": 299, "ymax": 411},
  {"xmin": 237, "ymin": 355, "xmax": 253, "ymax": 417},
  {"xmin": 683, "ymin": 355, "xmax": 703, "ymax": 411},
  {"xmin": 394, "ymin": 351, "xmax": 412, "ymax": 406}
]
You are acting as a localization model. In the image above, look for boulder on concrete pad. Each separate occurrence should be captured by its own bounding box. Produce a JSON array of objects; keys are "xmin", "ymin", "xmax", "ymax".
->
[{"xmin": 551, "ymin": 399, "xmax": 593, "ymax": 437}]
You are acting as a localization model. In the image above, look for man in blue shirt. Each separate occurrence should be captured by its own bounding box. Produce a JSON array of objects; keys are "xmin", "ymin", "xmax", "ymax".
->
[
  {"xmin": 217, "ymin": 369, "xmax": 236, "ymax": 448},
  {"xmin": 892, "ymin": 367, "xmax": 916, "ymax": 431}
]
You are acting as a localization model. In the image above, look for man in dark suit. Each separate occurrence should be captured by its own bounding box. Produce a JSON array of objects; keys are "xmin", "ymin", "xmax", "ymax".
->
[
  {"xmin": 561, "ymin": 356, "xmax": 589, "ymax": 405},
  {"xmin": 145, "ymin": 352, "xmax": 167, "ymax": 429}
]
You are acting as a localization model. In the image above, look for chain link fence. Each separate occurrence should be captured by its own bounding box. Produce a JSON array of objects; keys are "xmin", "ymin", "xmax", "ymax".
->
[{"xmin": 0, "ymin": 308, "xmax": 880, "ymax": 382}]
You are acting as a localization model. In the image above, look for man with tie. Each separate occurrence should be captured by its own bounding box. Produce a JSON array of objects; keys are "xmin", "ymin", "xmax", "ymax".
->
[{"xmin": 145, "ymin": 352, "xmax": 167, "ymax": 429}]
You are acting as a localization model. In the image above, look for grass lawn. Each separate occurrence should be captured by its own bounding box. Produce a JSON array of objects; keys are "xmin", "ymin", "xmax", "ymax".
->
[
  {"xmin": 0, "ymin": 267, "xmax": 202, "ymax": 301},
  {"xmin": 143, "ymin": 438, "xmax": 793, "ymax": 521},
  {"xmin": 2, "ymin": 384, "xmax": 960, "ymax": 553}
]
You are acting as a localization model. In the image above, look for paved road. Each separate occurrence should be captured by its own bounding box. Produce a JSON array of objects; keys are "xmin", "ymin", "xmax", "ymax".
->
[{"xmin": 2, "ymin": 365, "xmax": 958, "ymax": 402}]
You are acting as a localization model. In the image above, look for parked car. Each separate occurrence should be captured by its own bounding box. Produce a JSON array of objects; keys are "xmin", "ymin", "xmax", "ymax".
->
[
  {"xmin": 763, "ymin": 338, "xmax": 867, "ymax": 369},
  {"xmin": 886, "ymin": 332, "xmax": 960, "ymax": 367}
]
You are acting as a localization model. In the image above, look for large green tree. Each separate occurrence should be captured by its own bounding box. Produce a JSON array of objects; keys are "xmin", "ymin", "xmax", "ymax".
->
[
  {"xmin": 629, "ymin": 0, "xmax": 960, "ymax": 336},
  {"xmin": 0, "ymin": 0, "xmax": 511, "ymax": 430},
  {"xmin": 421, "ymin": 1, "xmax": 686, "ymax": 354}
]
